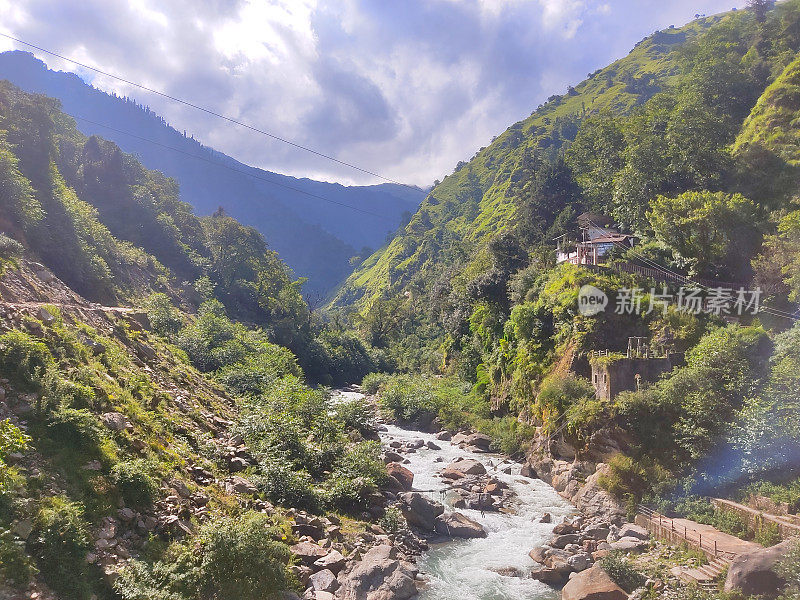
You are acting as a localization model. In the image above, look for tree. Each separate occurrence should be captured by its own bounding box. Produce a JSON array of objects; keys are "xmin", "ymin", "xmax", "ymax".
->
[
  {"xmin": 648, "ymin": 191, "xmax": 762, "ymax": 280},
  {"xmin": 747, "ymin": 0, "xmax": 774, "ymax": 23}
]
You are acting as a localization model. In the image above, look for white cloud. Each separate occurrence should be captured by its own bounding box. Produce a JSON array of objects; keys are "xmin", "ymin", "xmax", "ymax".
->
[{"xmin": 0, "ymin": 0, "xmax": 746, "ymax": 186}]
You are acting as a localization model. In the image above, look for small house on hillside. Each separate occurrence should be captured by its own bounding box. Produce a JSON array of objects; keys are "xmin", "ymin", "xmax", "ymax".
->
[{"xmin": 555, "ymin": 212, "xmax": 637, "ymax": 266}]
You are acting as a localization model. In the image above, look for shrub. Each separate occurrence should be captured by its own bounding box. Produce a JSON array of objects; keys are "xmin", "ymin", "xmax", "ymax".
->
[
  {"xmin": 111, "ymin": 460, "xmax": 157, "ymax": 509},
  {"xmin": 324, "ymin": 441, "xmax": 387, "ymax": 511},
  {"xmin": 199, "ymin": 512, "xmax": 291, "ymax": 600},
  {"xmin": 0, "ymin": 419, "xmax": 29, "ymax": 492},
  {"xmin": 598, "ymin": 453, "xmax": 670, "ymax": 501},
  {"xmin": 361, "ymin": 372, "xmax": 390, "ymax": 395},
  {"xmin": 534, "ymin": 374, "xmax": 594, "ymax": 430},
  {"xmin": 144, "ymin": 293, "xmax": 183, "ymax": 337},
  {"xmin": 256, "ymin": 461, "xmax": 320, "ymax": 511},
  {"xmin": 28, "ymin": 497, "xmax": 92, "ymax": 598},
  {"xmin": 45, "ymin": 407, "xmax": 102, "ymax": 455},
  {"xmin": 777, "ymin": 539, "xmax": 800, "ymax": 594},
  {"xmin": 379, "ymin": 506, "xmax": 404, "ymax": 534},
  {"xmin": 0, "ymin": 233, "xmax": 23, "ymax": 273},
  {"xmin": 115, "ymin": 549, "xmax": 201, "ymax": 600},
  {"xmin": 334, "ymin": 398, "xmax": 377, "ymax": 437},
  {"xmin": 379, "ymin": 375, "xmax": 438, "ymax": 425},
  {"xmin": 0, "ymin": 330, "xmax": 55, "ymax": 388},
  {"xmin": 599, "ymin": 551, "xmax": 645, "ymax": 592},
  {"xmin": 754, "ymin": 519, "xmax": 781, "ymax": 547},
  {"xmin": 0, "ymin": 527, "xmax": 36, "ymax": 586}
]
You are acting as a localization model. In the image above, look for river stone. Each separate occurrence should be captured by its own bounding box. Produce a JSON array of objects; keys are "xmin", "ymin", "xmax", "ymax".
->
[
  {"xmin": 434, "ymin": 511, "xmax": 487, "ymax": 538},
  {"xmin": 309, "ymin": 569, "xmax": 339, "ymax": 593},
  {"xmin": 384, "ymin": 451, "xmax": 404, "ymax": 463},
  {"xmin": 399, "ymin": 492, "xmax": 444, "ymax": 531},
  {"xmin": 567, "ymin": 552, "xmax": 593, "ymax": 572},
  {"xmin": 583, "ymin": 526, "xmax": 611, "ymax": 541},
  {"xmin": 442, "ymin": 458, "xmax": 486, "ymax": 477},
  {"xmin": 337, "ymin": 544, "xmax": 418, "ymax": 600},
  {"xmin": 530, "ymin": 566, "xmax": 570, "ymax": 585},
  {"xmin": 549, "ymin": 534, "xmax": 581, "ymax": 549},
  {"xmin": 562, "ymin": 564, "xmax": 627, "ymax": 600},
  {"xmin": 435, "ymin": 431, "xmax": 452, "ymax": 441},
  {"xmin": 724, "ymin": 540, "xmax": 792, "ymax": 599},
  {"xmin": 553, "ymin": 521, "xmax": 579, "ymax": 535},
  {"xmin": 426, "ymin": 440, "xmax": 441, "ymax": 450},
  {"xmin": 463, "ymin": 432, "xmax": 492, "ymax": 451},
  {"xmin": 386, "ymin": 463, "xmax": 414, "ymax": 490}
]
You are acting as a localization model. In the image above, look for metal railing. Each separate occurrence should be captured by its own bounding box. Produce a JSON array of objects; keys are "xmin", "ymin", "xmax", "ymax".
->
[{"xmin": 637, "ymin": 505, "xmax": 737, "ymax": 561}]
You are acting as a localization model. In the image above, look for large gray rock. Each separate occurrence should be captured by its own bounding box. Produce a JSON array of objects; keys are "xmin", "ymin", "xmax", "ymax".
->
[
  {"xmin": 463, "ymin": 433, "xmax": 492, "ymax": 451},
  {"xmin": 309, "ymin": 569, "xmax": 339, "ymax": 593},
  {"xmin": 314, "ymin": 549, "xmax": 347, "ymax": 574},
  {"xmin": 290, "ymin": 542, "xmax": 328, "ymax": 566},
  {"xmin": 399, "ymin": 492, "xmax": 444, "ymax": 531},
  {"xmin": 561, "ymin": 565, "xmax": 627, "ymax": 600},
  {"xmin": 549, "ymin": 534, "xmax": 581, "ymax": 549},
  {"xmin": 101, "ymin": 412, "xmax": 132, "ymax": 432},
  {"xmin": 617, "ymin": 523, "xmax": 648, "ymax": 541},
  {"xmin": 724, "ymin": 540, "xmax": 793, "ymax": 599},
  {"xmin": 434, "ymin": 512, "xmax": 487, "ymax": 538},
  {"xmin": 337, "ymin": 544, "xmax": 418, "ymax": 600},
  {"xmin": 441, "ymin": 458, "xmax": 486, "ymax": 478}
]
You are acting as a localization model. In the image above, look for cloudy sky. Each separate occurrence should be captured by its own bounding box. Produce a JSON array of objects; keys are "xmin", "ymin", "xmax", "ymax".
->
[{"xmin": 0, "ymin": 0, "xmax": 744, "ymax": 186}]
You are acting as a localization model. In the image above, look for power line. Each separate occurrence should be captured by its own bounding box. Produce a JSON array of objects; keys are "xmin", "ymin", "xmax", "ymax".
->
[
  {"xmin": 73, "ymin": 115, "xmax": 393, "ymax": 221},
  {"xmin": 585, "ymin": 220, "xmax": 798, "ymax": 322},
  {"xmin": 0, "ymin": 31, "xmax": 423, "ymax": 192}
]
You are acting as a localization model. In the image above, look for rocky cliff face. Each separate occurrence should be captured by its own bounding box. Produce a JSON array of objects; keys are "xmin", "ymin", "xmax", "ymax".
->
[{"xmin": 524, "ymin": 427, "xmax": 629, "ymax": 523}]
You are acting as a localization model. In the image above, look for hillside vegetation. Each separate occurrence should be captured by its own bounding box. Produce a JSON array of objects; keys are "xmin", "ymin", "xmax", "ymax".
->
[{"xmin": 335, "ymin": 1, "xmax": 800, "ymax": 534}]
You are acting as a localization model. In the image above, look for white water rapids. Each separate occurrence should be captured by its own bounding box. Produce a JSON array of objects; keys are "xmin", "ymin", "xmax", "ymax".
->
[
  {"xmin": 332, "ymin": 389, "xmax": 576, "ymax": 600},
  {"xmin": 382, "ymin": 424, "xmax": 574, "ymax": 600}
]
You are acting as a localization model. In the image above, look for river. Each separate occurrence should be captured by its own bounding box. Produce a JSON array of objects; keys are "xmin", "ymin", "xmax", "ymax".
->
[
  {"xmin": 382, "ymin": 424, "xmax": 574, "ymax": 600},
  {"xmin": 333, "ymin": 389, "xmax": 575, "ymax": 600}
]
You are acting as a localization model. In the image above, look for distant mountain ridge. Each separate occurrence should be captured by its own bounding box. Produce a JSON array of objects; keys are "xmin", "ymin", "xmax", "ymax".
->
[{"xmin": 0, "ymin": 50, "xmax": 422, "ymax": 297}]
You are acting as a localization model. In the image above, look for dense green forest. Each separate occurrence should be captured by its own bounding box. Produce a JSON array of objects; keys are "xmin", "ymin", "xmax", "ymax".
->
[
  {"xmin": 334, "ymin": 2, "xmax": 800, "ymax": 512},
  {"xmin": 2, "ymin": 2, "xmax": 800, "ymax": 599}
]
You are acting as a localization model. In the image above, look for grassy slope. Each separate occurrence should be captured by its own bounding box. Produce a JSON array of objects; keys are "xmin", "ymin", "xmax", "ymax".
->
[
  {"xmin": 331, "ymin": 14, "xmax": 727, "ymax": 311},
  {"xmin": 735, "ymin": 51, "xmax": 800, "ymax": 165}
]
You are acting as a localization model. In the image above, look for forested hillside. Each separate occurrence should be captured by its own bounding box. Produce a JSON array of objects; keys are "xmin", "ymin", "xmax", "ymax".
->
[
  {"xmin": 0, "ymin": 78, "xmax": 401, "ymax": 599},
  {"xmin": 0, "ymin": 80, "xmax": 383, "ymax": 385},
  {"xmin": 336, "ymin": 0, "xmax": 800, "ymax": 536},
  {"xmin": 0, "ymin": 50, "xmax": 422, "ymax": 298}
]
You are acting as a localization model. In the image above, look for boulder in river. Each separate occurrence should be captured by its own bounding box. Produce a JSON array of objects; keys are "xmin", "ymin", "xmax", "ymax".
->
[
  {"xmin": 434, "ymin": 511, "xmax": 487, "ymax": 538},
  {"xmin": 387, "ymin": 463, "xmax": 414, "ymax": 491},
  {"xmin": 398, "ymin": 492, "xmax": 444, "ymax": 531},
  {"xmin": 337, "ymin": 544, "xmax": 418, "ymax": 600},
  {"xmin": 441, "ymin": 458, "xmax": 486, "ymax": 477},
  {"xmin": 463, "ymin": 432, "xmax": 492, "ymax": 452},
  {"xmin": 561, "ymin": 564, "xmax": 627, "ymax": 600}
]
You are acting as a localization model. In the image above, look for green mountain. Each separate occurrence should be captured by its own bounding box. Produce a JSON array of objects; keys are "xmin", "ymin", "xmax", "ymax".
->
[
  {"xmin": 0, "ymin": 50, "xmax": 423, "ymax": 299},
  {"xmin": 331, "ymin": 13, "xmax": 726, "ymax": 311}
]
